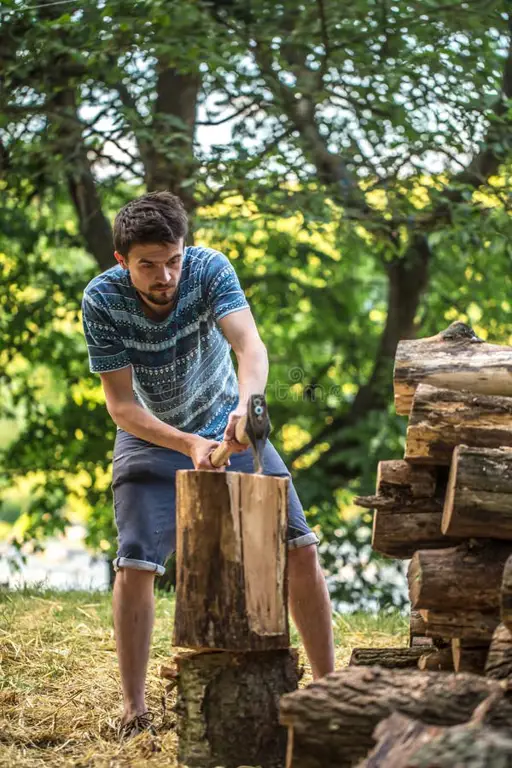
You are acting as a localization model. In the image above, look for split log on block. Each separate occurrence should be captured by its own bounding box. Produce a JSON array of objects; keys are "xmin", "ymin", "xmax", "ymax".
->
[
  {"xmin": 358, "ymin": 709, "xmax": 512, "ymax": 768},
  {"xmin": 279, "ymin": 666, "xmax": 512, "ymax": 768},
  {"xmin": 177, "ymin": 648, "xmax": 299, "ymax": 768},
  {"xmin": 349, "ymin": 647, "xmax": 426, "ymax": 669},
  {"xmin": 486, "ymin": 623, "xmax": 512, "ymax": 680},
  {"xmin": 405, "ymin": 384, "xmax": 512, "ymax": 465},
  {"xmin": 408, "ymin": 541, "xmax": 511, "ymax": 612},
  {"xmin": 451, "ymin": 639, "xmax": 490, "ymax": 674},
  {"xmin": 174, "ymin": 470, "xmax": 289, "ymax": 651},
  {"xmin": 501, "ymin": 554, "xmax": 512, "ymax": 631},
  {"xmin": 393, "ymin": 321, "xmax": 512, "ymax": 416},
  {"xmin": 420, "ymin": 609, "xmax": 500, "ymax": 643},
  {"xmin": 417, "ymin": 647, "xmax": 454, "ymax": 671},
  {"xmin": 443, "ymin": 445, "xmax": 512, "ymax": 540}
]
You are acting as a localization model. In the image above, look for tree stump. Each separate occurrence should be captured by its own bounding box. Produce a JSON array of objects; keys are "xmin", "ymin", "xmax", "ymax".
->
[
  {"xmin": 405, "ymin": 384, "xmax": 512, "ymax": 464},
  {"xmin": 174, "ymin": 469, "xmax": 289, "ymax": 651},
  {"xmin": 176, "ymin": 648, "xmax": 299, "ymax": 768},
  {"xmin": 443, "ymin": 445, "xmax": 512, "ymax": 539},
  {"xmin": 279, "ymin": 667, "xmax": 512, "ymax": 768},
  {"xmin": 393, "ymin": 323, "xmax": 512, "ymax": 416}
]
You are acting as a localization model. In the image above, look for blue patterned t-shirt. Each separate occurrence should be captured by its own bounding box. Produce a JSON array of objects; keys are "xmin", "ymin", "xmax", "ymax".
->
[{"xmin": 81, "ymin": 246, "xmax": 249, "ymax": 440}]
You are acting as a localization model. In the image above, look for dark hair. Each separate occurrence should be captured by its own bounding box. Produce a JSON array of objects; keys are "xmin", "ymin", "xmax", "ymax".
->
[{"xmin": 113, "ymin": 191, "xmax": 189, "ymax": 257}]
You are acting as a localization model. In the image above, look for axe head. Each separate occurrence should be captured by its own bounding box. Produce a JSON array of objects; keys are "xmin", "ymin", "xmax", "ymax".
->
[{"xmin": 245, "ymin": 394, "xmax": 271, "ymax": 474}]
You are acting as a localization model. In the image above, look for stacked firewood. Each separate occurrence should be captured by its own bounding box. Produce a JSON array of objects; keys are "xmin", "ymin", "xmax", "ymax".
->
[
  {"xmin": 279, "ymin": 322, "xmax": 512, "ymax": 768},
  {"xmin": 354, "ymin": 321, "xmax": 512, "ymax": 678}
]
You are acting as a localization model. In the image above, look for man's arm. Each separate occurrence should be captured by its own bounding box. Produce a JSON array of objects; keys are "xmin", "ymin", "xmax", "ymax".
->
[
  {"xmin": 100, "ymin": 366, "xmax": 222, "ymax": 470},
  {"xmin": 218, "ymin": 308, "xmax": 269, "ymax": 441}
]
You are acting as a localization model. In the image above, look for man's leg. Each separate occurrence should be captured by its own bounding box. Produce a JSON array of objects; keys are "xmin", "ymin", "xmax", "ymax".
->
[
  {"xmin": 113, "ymin": 567, "xmax": 156, "ymax": 722},
  {"xmin": 288, "ymin": 544, "xmax": 335, "ymax": 680}
]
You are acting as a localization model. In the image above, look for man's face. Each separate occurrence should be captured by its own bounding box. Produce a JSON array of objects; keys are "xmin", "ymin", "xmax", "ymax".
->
[{"xmin": 115, "ymin": 240, "xmax": 184, "ymax": 312}]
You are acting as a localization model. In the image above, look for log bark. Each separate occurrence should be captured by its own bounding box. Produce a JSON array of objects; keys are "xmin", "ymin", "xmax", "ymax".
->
[
  {"xmin": 174, "ymin": 470, "xmax": 289, "ymax": 651},
  {"xmin": 451, "ymin": 638, "xmax": 490, "ymax": 674},
  {"xmin": 420, "ymin": 609, "xmax": 500, "ymax": 643},
  {"xmin": 501, "ymin": 554, "xmax": 512, "ymax": 631},
  {"xmin": 349, "ymin": 647, "xmax": 426, "ymax": 669},
  {"xmin": 371, "ymin": 505, "xmax": 456, "ymax": 559},
  {"xmin": 358, "ymin": 709, "xmax": 512, "ymax": 768},
  {"xmin": 443, "ymin": 445, "xmax": 512, "ymax": 539},
  {"xmin": 409, "ymin": 610, "xmax": 436, "ymax": 647},
  {"xmin": 485, "ymin": 623, "xmax": 512, "ymax": 680},
  {"xmin": 356, "ymin": 463, "xmax": 456, "ymax": 558},
  {"xmin": 280, "ymin": 666, "xmax": 512, "ymax": 768},
  {"xmin": 417, "ymin": 647, "xmax": 454, "ymax": 671},
  {"xmin": 393, "ymin": 323, "xmax": 512, "ymax": 416},
  {"xmin": 405, "ymin": 385, "xmax": 512, "ymax": 465},
  {"xmin": 408, "ymin": 541, "xmax": 511, "ymax": 611},
  {"xmin": 176, "ymin": 649, "xmax": 299, "ymax": 768},
  {"xmin": 376, "ymin": 460, "xmax": 437, "ymax": 499}
]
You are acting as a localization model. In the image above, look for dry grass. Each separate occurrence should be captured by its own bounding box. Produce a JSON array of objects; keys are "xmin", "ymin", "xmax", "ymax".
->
[{"xmin": 0, "ymin": 588, "xmax": 407, "ymax": 767}]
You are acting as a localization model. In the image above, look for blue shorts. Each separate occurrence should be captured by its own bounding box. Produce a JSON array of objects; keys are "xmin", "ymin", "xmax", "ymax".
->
[{"xmin": 111, "ymin": 429, "xmax": 319, "ymax": 576}]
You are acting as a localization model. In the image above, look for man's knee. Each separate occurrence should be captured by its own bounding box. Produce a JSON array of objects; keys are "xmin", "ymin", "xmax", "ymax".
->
[
  {"xmin": 289, "ymin": 543, "xmax": 319, "ymax": 574},
  {"xmin": 114, "ymin": 566, "xmax": 156, "ymax": 591}
]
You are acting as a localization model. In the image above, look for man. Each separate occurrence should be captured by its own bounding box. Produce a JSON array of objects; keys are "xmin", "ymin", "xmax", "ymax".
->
[{"xmin": 81, "ymin": 191, "xmax": 334, "ymax": 738}]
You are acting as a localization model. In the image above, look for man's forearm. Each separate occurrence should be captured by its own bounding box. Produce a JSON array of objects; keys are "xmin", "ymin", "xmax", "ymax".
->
[
  {"xmin": 110, "ymin": 401, "xmax": 195, "ymax": 455},
  {"xmin": 235, "ymin": 340, "xmax": 269, "ymax": 408}
]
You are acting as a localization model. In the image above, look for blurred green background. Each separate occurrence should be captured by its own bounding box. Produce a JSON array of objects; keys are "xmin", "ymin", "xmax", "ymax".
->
[{"xmin": 1, "ymin": 0, "xmax": 511, "ymax": 608}]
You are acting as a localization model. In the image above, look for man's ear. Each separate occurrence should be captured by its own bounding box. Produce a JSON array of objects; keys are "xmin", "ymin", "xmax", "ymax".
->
[{"xmin": 114, "ymin": 251, "xmax": 128, "ymax": 269}]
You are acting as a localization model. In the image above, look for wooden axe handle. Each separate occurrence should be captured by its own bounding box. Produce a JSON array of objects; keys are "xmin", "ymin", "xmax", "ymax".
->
[{"xmin": 209, "ymin": 415, "xmax": 249, "ymax": 468}]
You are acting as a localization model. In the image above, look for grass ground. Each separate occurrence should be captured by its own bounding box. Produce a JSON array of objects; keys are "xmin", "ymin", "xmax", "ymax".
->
[{"xmin": 0, "ymin": 588, "xmax": 407, "ymax": 767}]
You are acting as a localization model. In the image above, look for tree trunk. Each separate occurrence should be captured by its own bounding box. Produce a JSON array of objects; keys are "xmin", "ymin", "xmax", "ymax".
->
[
  {"xmin": 485, "ymin": 623, "xmax": 512, "ymax": 680},
  {"xmin": 348, "ymin": 647, "xmax": 425, "ymax": 669},
  {"xmin": 501, "ymin": 554, "xmax": 512, "ymax": 631},
  {"xmin": 359, "ymin": 710, "xmax": 512, "ymax": 768},
  {"xmin": 393, "ymin": 323, "xmax": 512, "ymax": 416},
  {"xmin": 443, "ymin": 445, "xmax": 512, "ymax": 539},
  {"xmin": 420, "ymin": 609, "xmax": 500, "ymax": 643},
  {"xmin": 279, "ymin": 667, "xmax": 512, "ymax": 768},
  {"xmin": 405, "ymin": 385, "xmax": 512, "ymax": 465},
  {"xmin": 417, "ymin": 647, "xmax": 454, "ymax": 671},
  {"xmin": 408, "ymin": 541, "xmax": 511, "ymax": 611},
  {"xmin": 451, "ymin": 639, "xmax": 490, "ymax": 674},
  {"xmin": 176, "ymin": 648, "xmax": 299, "ymax": 768},
  {"xmin": 174, "ymin": 470, "xmax": 289, "ymax": 651}
]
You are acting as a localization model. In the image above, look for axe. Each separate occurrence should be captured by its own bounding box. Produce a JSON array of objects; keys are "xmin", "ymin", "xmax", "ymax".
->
[{"xmin": 209, "ymin": 394, "xmax": 271, "ymax": 474}]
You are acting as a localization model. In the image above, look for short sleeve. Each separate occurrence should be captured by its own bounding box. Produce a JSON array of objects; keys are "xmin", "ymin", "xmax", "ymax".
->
[
  {"xmin": 202, "ymin": 250, "xmax": 249, "ymax": 321},
  {"xmin": 81, "ymin": 292, "xmax": 131, "ymax": 374}
]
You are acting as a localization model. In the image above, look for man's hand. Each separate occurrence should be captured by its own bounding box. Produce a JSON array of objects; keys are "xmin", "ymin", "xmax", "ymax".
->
[
  {"xmin": 223, "ymin": 408, "xmax": 249, "ymax": 453},
  {"xmin": 187, "ymin": 435, "xmax": 227, "ymax": 470}
]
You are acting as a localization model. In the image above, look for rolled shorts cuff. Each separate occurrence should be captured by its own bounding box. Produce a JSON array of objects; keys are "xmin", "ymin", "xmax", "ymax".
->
[
  {"xmin": 113, "ymin": 556, "xmax": 166, "ymax": 576},
  {"xmin": 288, "ymin": 532, "xmax": 319, "ymax": 550}
]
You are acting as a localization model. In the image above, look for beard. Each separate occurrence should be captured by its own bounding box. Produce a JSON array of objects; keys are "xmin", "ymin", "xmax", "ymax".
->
[{"xmin": 138, "ymin": 286, "xmax": 177, "ymax": 307}]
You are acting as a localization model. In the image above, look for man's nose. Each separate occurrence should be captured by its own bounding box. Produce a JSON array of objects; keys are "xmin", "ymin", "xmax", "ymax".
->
[{"xmin": 157, "ymin": 266, "xmax": 171, "ymax": 283}]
